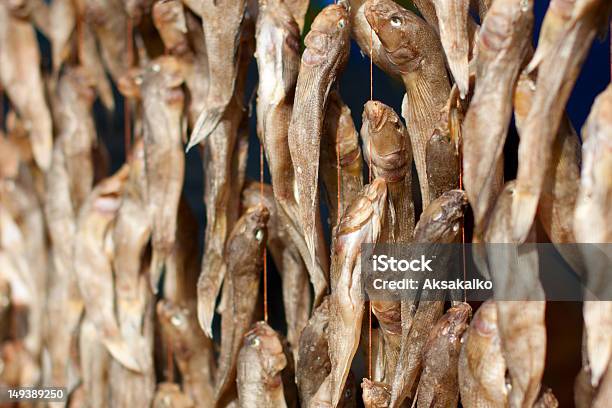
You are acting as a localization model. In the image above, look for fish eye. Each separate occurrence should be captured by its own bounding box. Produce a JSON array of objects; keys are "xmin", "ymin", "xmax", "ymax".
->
[
  {"xmin": 255, "ymin": 228, "xmax": 264, "ymax": 242},
  {"xmin": 390, "ymin": 16, "xmax": 401, "ymax": 27},
  {"xmin": 338, "ymin": 19, "xmax": 345, "ymax": 29}
]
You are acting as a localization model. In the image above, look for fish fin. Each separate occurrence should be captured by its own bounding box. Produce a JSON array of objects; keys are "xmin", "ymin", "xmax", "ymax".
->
[
  {"xmin": 511, "ymin": 190, "xmax": 538, "ymax": 243},
  {"xmin": 102, "ymin": 336, "xmax": 143, "ymax": 373},
  {"xmin": 186, "ymin": 106, "xmax": 224, "ymax": 151}
]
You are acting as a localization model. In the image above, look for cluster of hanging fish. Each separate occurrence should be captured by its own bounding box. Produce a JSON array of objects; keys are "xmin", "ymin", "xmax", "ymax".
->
[{"xmin": 0, "ymin": 0, "xmax": 611, "ymax": 406}]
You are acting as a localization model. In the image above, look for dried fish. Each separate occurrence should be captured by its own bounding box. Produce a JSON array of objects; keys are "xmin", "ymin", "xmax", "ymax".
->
[
  {"xmin": 187, "ymin": 0, "xmax": 247, "ymax": 148},
  {"xmin": 0, "ymin": 3, "xmax": 53, "ymax": 170},
  {"xmin": 152, "ymin": 0, "xmax": 189, "ymax": 56},
  {"xmin": 365, "ymin": 0, "xmax": 451, "ymax": 208},
  {"xmin": 512, "ymin": 0, "xmax": 612, "ymax": 242},
  {"xmin": 321, "ymin": 91, "xmax": 363, "ymax": 231},
  {"xmin": 237, "ymin": 321, "xmax": 288, "ymax": 408},
  {"xmin": 458, "ymin": 300, "xmax": 507, "ymax": 408},
  {"xmin": 575, "ymin": 84, "xmax": 612, "ymax": 388},
  {"xmin": 49, "ymin": 0, "xmax": 76, "ymax": 74},
  {"xmin": 54, "ymin": 66, "xmax": 98, "ymax": 210},
  {"xmin": 75, "ymin": 165, "xmax": 145, "ymax": 372},
  {"xmin": 390, "ymin": 190, "xmax": 467, "ymax": 407},
  {"xmin": 485, "ymin": 182, "xmax": 546, "ymax": 408},
  {"xmin": 288, "ymin": 2, "xmax": 350, "ymax": 305},
  {"xmin": 79, "ymin": 318, "xmax": 111, "ymax": 407},
  {"xmin": 153, "ymin": 382, "xmax": 196, "ymax": 408},
  {"xmin": 157, "ymin": 299, "xmax": 215, "ymax": 406},
  {"xmin": 215, "ymin": 205, "xmax": 269, "ymax": 406},
  {"xmin": 324, "ymin": 179, "xmax": 387, "ymax": 407},
  {"xmin": 431, "ymin": 0, "xmax": 471, "ymax": 97},
  {"xmin": 463, "ymin": 0, "xmax": 533, "ymax": 234},
  {"xmin": 417, "ymin": 302, "xmax": 471, "ymax": 408},
  {"xmin": 242, "ymin": 182, "xmax": 310, "ymax": 362},
  {"xmin": 534, "ymin": 387, "xmax": 559, "ymax": 408},
  {"xmin": 197, "ymin": 18, "xmax": 254, "ymax": 336},
  {"xmin": 138, "ymin": 56, "xmax": 186, "ymax": 289},
  {"xmin": 79, "ymin": 23, "xmax": 116, "ymax": 110}
]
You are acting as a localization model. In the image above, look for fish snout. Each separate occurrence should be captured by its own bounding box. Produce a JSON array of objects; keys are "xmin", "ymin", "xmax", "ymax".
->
[{"xmin": 363, "ymin": 100, "xmax": 386, "ymax": 132}]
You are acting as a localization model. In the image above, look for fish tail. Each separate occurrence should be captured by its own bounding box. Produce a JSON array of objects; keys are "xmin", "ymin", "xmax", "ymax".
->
[
  {"xmin": 186, "ymin": 107, "xmax": 225, "ymax": 151},
  {"xmin": 102, "ymin": 336, "xmax": 143, "ymax": 373},
  {"xmin": 196, "ymin": 290, "xmax": 215, "ymax": 338},
  {"xmin": 149, "ymin": 249, "xmax": 166, "ymax": 294},
  {"xmin": 511, "ymin": 189, "xmax": 538, "ymax": 243}
]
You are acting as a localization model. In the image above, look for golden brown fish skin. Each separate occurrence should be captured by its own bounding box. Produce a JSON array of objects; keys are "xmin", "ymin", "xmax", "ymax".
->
[
  {"xmin": 75, "ymin": 165, "xmax": 145, "ymax": 373},
  {"xmin": 43, "ymin": 145, "xmax": 83, "ymax": 391},
  {"xmin": 139, "ymin": 56, "xmax": 186, "ymax": 290},
  {"xmin": 533, "ymin": 387, "xmax": 559, "ymax": 408},
  {"xmin": 462, "ymin": 0, "xmax": 533, "ymax": 235},
  {"xmin": 458, "ymin": 301, "xmax": 508, "ymax": 408},
  {"xmin": 431, "ymin": 0, "xmax": 470, "ymax": 97},
  {"xmin": 574, "ymin": 85, "xmax": 612, "ymax": 389},
  {"xmin": 79, "ymin": 23, "xmax": 116, "ymax": 110},
  {"xmin": 78, "ymin": 317, "xmax": 111, "ymax": 407},
  {"xmin": 83, "ymin": 0, "xmax": 130, "ymax": 83},
  {"xmin": 296, "ymin": 298, "xmax": 331, "ymax": 407},
  {"xmin": 512, "ymin": 0, "xmax": 612, "ymax": 242},
  {"xmin": 365, "ymin": 0, "xmax": 450, "ymax": 208},
  {"xmin": 513, "ymin": 69, "xmax": 584, "ymax": 274},
  {"xmin": 152, "ymin": 0, "xmax": 189, "ymax": 55},
  {"xmin": 389, "ymin": 190, "xmax": 467, "ymax": 408},
  {"xmin": 326, "ymin": 179, "xmax": 387, "ymax": 407},
  {"xmin": 241, "ymin": 182, "xmax": 310, "ymax": 362},
  {"xmin": 157, "ymin": 299, "xmax": 215, "ymax": 406},
  {"xmin": 416, "ymin": 302, "xmax": 471, "ymax": 408},
  {"xmin": 362, "ymin": 379, "xmax": 390, "ymax": 408},
  {"xmin": 54, "ymin": 66, "xmax": 98, "ymax": 210},
  {"xmin": 215, "ymin": 205, "xmax": 269, "ymax": 406},
  {"xmin": 187, "ymin": 0, "xmax": 247, "ymax": 148},
  {"xmin": 361, "ymin": 100, "xmax": 414, "ymax": 243},
  {"xmin": 426, "ymin": 88, "xmax": 461, "ymax": 202},
  {"xmin": 197, "ymin": 18, "xmax": 254, "ymax": 336},
  {"xmin": 321, "ymin": 91, "xmax": 364, "ymax": 231},
  {"xmin": 49, "ymin": 0, "xmax": 75, "ymax": 74},
  {"xmin": 237, "ymin": 321, "xmax": 288, "ymax": 408},
  {"xmin": 288, "ymin": 3, "xmax": 350, "ymax": 306},
  {"xmin": 0, "ymin": 4, "xmax": 53, "ymax": 170},
  {"xmin": 484, "ymin": 182, "xmax": 546, "ymax": 408},
  {"xmin": 0, "ymin": 340, "xmax": 40, "ymax": 388},
  {"xmin": 153, "ymin": 382, "xmax": 196, "ymax": 408}
]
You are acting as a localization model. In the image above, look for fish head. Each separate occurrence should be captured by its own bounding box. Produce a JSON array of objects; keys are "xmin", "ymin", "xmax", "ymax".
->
[
  {"xmin": 433, "ymin": 302, "xmax": 471, "ymax": 345},
  {"xmin": 226, "ymin": 204, "xmax": 270, "ymax": 258},
  {"xmin": 471, "ymin": 300, "xmax": 498, "ymax": 338},
  {"xmin": 152, "ymin": 0, "xmax": 190, "ymax": 55},
  {"xmin": 362, "ymin": 100, "xmax": 410, "ymax": 181},
  {"xmin": 256, "ymin": 0, "xmax": 301, "ymax": 99},
  {"xmin": 156, "ymin": 299, "xmax": 190, "ymax": 334},
  {"xmin": 143, "ymin": 56, "xmax": 185, "ymax": 109},
  {"xmin": 414, "ymin": 189, "xmax": 467, "ymax": 243},
  {"xmin": 64, "ymin": 67, "xmax": 97, "ymax": 104},
  {"xmin": 361, "ymin": 379, "xmax": 391, "ymax": 408},
  {"xmin": 364, "ymin": 0, "xmax": 423, "ymax": 71},
  {"xmin": 244, "ymin": 322, "xmax": 287, "ymax": 378},
  {"xmin": 302, "ymin": 3, "xmax": 350, "ymax": 67}
]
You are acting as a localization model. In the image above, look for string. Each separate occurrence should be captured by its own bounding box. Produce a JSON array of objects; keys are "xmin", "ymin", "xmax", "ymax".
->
[
  {"xmin": 260, "ymin": 142, "xmax": 268, "ymax": 323},
  {"xmin": 457, "ymin": 106, "xmax": 467, "ymax": 304},
  {"xmin": 368, "ymin": 24, "xmax": 374, "ymax": 382},
  {"xmin": 124, "ymin": 18, "xmax": 134, "ymax": 160}
]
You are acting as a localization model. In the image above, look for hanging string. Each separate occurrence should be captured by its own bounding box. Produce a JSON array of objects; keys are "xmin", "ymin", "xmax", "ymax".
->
[
  {"xmin": 367, "ymin": 24, "xmax": 374, "ymax": 382},
  {"xmin": 125, "ymin": 18, "xmax": 134, "ymax": 159},
  {"xmin": 260, "ymin": 142, "xmax": 268, "ymax": 323},
  {"xmin": 457, "ymin": 109, "xmax": 467, "ymax": 304}
]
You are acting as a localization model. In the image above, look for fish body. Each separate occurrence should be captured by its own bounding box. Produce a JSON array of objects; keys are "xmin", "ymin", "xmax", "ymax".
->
[
  {"xmin": 237, "ymin": 321, "xmax": 288, "ymax": 408},
  {"xmin": 140, "ymin": 56, "xmax": 186, "ymax": 290},
  {"xmin": 55, "ymin": 66, "xmax": 98, "ymax": 210},
  {"xmin": 157, "ymin": 300, "xmax": 215, "ymax": 406},
  {"xmin": 153, "ymin": 0, "xmax": 189, "ymax": 55},
  {"xmin": 512, "ymin": 0, "xmax": 612, "ymax": 242},
  {"xmin": 321, "ymin": 91, "xmax": 363, "ymax": 231},
  {"xmin": 365, "ymin": 0, "xmax": 450, "ymax": 208},
  {"xmin": 187, "ymin": 0, "xmax": 247, "ymax": 148},
  {"xmin": 575, "ymin": 85, "xmax": 612, "ymax": 388},
  {"xmin": 417, "ymin": 302, "xmax": 471, "ymax": 408},
  {"xmin": 458, "ymin": 301, "xmax": 508, "ymax": 407},
  {"xmin": 153, "ymin": 382, "xmax": 196, "ymax": 408},
  {"xmin": 326, "ymin": 179, "xmax": 387, "ymax": 407},
  {"xmin": 215, "ymin": 205, "xmax": 269, "ymax": 406},
  {"xmin": 288, "ymin": 2, "xmax": 350, "ymax": 305},
  {"xmin": 0, "ymin": 4, "xmax": 53, "ymax": 169},
  {"xmin": 463, "ymin": 0, "xmax": 534, "ymax": 234},
  {"xmin": 362, "ymin": 379, "xmax": 391, "ymax": 408}
]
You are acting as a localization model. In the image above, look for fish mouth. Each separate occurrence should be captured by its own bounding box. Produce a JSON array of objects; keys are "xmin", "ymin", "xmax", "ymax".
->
[
  {"xmin": 364, "ymin": 0, "xmax": 399, "ymax": 50},
  {"xmin": 364, "ymin": 101, "xmax": 387, "ymax": 131},
  {"xmin": 246, "ymin": 204, "xmax": 270, "ymax": 227}
]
